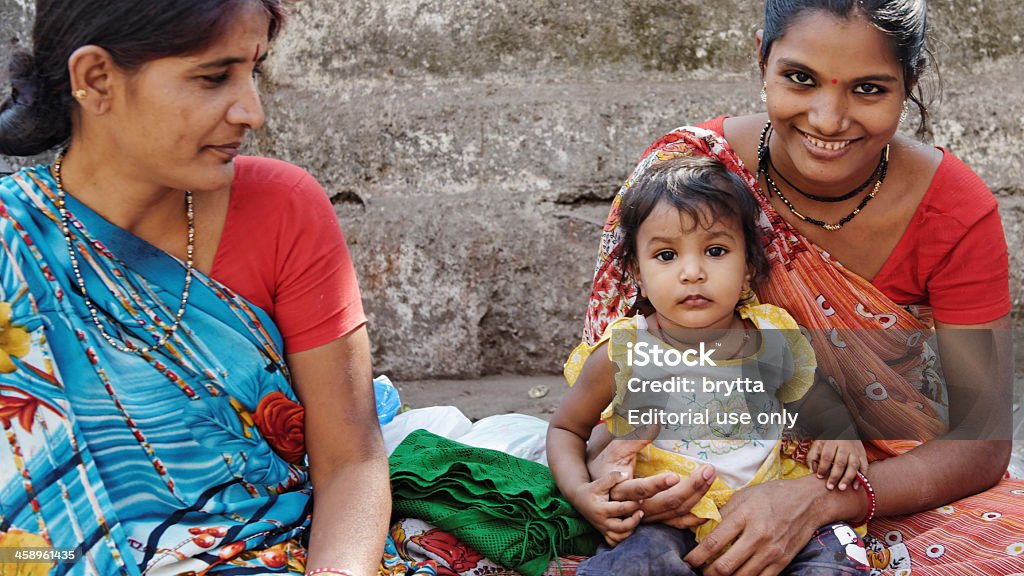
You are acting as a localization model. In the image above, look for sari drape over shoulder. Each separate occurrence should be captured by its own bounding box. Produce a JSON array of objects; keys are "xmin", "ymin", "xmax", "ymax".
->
[
  {"xmin": 1, "ymin": 166, "xmax": 313, "ymax": 575},
  {"xmin": 566, "ymin": 124, "xmax": 1024, "ymax": 575}
]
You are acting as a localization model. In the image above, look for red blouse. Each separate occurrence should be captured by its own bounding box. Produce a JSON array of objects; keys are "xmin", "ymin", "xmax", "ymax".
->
[
  {"xmin": 210, "ymin": 156, "xmax": 366, "ymax": 354},
  {"xmin": 698, "ymin": 116, "xmax": 1010, "ymax": 325}
]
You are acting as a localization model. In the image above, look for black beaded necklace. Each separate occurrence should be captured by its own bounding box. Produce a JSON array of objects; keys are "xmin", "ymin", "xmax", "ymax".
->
[
  {"xmin": 757, "ymin": 122, "xmax": 889, "ymax": 231},
  {"xmin": 767, "ymin": 146, "xmax": 883, "ymax": 203}
]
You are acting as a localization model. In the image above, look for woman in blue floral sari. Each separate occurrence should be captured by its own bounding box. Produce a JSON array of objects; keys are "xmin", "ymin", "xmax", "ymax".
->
[{"xmin": 0, "ymin": 2, "xmax": 391, "ymax": 575}]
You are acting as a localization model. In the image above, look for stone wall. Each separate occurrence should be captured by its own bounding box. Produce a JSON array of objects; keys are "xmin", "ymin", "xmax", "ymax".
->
[{"xmin": 2, "ymin": 1, "xmax": 1023, "ymax": 378}]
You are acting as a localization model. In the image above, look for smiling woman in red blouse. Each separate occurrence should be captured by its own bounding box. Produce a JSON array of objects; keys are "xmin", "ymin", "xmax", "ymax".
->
[{"xmin": 568, "ymin": 1, "xmax": 1020, "ymax": 575}]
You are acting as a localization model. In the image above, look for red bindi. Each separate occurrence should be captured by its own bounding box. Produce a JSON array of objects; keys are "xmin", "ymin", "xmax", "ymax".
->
[{"xmin": 831, "ymin": 78, "xmax": 838, "ymax": 84}]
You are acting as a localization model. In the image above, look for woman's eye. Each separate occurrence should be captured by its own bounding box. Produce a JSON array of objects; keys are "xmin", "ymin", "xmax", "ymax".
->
[
  {"xmin": 202, "ymin": 73, "xmax": 230, "ymax": 85},
  {"xmin": 655, "ymin": 250, "xmax": 676, "ymax": 262},
  {"xmin": 853, "ymin": 83, "xmax": 884, "ymax": 95},
  {"xmin": 785, "ymin": 71, "xmax": 814, "ymax": 86},
  {"xmin": 707, "ymin": 246, "xmax": 727, "ymax": 257}
]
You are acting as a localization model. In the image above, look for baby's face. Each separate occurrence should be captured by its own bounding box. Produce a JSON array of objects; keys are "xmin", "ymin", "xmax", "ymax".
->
[{"xmin": 633, "ymin": 201, "xmax": 749, "ymax": 332}]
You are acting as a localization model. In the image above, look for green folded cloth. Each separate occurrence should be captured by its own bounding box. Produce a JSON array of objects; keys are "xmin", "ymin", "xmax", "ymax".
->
[{"xmin": 389, "ymin": 429, "xmax": 601, "ymax": 576}]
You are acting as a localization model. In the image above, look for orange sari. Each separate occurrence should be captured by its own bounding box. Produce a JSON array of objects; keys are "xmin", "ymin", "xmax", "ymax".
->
[{"xmin": 566, "ymin": 124, "xmax": 1024, "ymax": 575}]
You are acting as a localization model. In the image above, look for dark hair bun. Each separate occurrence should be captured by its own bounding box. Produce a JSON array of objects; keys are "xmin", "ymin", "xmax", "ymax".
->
[{"xmin": 0, "ymin": 51, "xmax": 71, "ymax": 156}]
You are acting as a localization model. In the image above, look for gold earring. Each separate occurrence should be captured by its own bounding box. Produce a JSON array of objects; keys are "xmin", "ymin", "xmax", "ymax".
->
[
  {"xmin": 898, "ymin": 100, "xmax": 909, "ymax": 124},
  {"xmin": 72, "ymin": 89, "xmax": 87, "ymax": 100},
  {"xmin": 740, "ymin": 275, "xmax": 755, "ymax": 302},
  {"xmin": 759, "ymin": 82, "xmax": 768, "ymax": 103}
]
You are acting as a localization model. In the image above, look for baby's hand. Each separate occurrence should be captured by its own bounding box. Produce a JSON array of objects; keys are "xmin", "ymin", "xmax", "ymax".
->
[
  {"xmin": 587, "ymin": 424, "xmax": 659, "ymax": 482},
  {"xmin": 807, "ymin": 439, "xmax": 868, "ymax": 491},
  {"xmin": 572, "ymin": 471, "xmax": 645, "ymax": 546}
]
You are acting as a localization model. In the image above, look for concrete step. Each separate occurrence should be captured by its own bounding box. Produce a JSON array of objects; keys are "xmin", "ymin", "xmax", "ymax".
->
[
  {"xmin": 270, "ymin": 0, "xmax": 1024, "ymax": 79},
  {"xmin": 254, "ymin": 68, "xmax": 1024, "ymax": 380},
  {"xmin": 258, "ymin": 67, "xmax": 1024, "ymax": 199}
]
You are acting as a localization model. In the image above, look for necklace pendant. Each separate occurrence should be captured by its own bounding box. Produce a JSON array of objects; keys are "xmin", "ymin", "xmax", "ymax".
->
[{"xmin": 823, "ymin": 223, "xmax": 842, "ymax": 231}]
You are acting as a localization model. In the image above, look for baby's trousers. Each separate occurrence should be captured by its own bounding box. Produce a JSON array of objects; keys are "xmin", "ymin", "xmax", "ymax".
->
[{"xmin": 576, "ymin": 522, "xmax": 869, "ymax": 576}]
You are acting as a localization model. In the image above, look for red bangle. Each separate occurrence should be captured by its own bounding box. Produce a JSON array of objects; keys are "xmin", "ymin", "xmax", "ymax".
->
[
  {"xmin": 306, "ymin": 569, "xmax": 356, "ymax": 576},
  {"xmin": 852, "ymin": 471, "xmax": 876, "ymax": 526}
]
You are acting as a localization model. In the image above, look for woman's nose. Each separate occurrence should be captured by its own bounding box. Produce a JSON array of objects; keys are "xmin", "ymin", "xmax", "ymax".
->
[
  {"xmin": 228, "ymin": 80, "xmax": 265, "ymax": 130},
  {"xmin": 807, "ymin": 91, "xmax": 850, "ymax": 136}
]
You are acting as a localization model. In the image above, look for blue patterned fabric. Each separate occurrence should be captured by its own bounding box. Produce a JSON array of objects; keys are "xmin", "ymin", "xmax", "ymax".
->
[{"xmin": 1, "ymin": 166, "xmax": 314, "ymax": 575}]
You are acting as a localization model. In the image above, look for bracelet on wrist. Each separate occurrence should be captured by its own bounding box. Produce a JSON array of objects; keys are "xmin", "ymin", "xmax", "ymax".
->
[
  {"xmin": 852, "ymin": 471, "xmax": 876, "ymax": 526},
  {"xmin": 306, "ymin": 568, "xmax": 356, "ymax": 576}
]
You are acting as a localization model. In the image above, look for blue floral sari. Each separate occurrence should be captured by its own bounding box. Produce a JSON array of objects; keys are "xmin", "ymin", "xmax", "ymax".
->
[{"xmin": 1, "ymin": 166, "xmax": 313, "ymax": 575}]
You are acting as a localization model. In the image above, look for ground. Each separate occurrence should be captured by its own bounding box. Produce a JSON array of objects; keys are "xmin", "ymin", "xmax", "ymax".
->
[{"xmin": 394, "ymin": 374, "xmax": 568, "ymax": 421}]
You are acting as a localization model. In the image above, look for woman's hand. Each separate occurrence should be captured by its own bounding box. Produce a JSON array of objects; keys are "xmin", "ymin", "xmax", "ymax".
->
[
  {"xmin": 613, "ymin": 468, "xmax": 716, "ymax": 529},
  {"xmin": 587, "ymin": 427, "xmax": 717, "ymax": 529},
  {"xmin": 682, "ymin": 474, "xmax": 857, "ymax": 576}
]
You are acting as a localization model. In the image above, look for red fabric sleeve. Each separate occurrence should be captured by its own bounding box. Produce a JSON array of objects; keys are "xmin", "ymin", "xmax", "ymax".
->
[
  {"xmin": 212, "ymin": 156, "xmax": 366, "ymax": 354},
  {"xmin": 925, "ymin": 208, "xmax": 1010, "ymax": 324},
  {"xmin": 868, "ymin": 152, "xmax": 1010, "ymax": 324}
]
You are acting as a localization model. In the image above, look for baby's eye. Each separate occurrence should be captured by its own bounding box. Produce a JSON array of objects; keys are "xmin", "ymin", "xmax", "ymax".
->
[
  {"xmin": 706, "ymin": 246, "xmax": 728, "ymax": 257},
  {"xmin": 655, "ymin": 250, "xmax": 676, "ymax": 262},
  {"xmin": 785, "ymin": 71, "xmax": 814, "ymax": 86}
]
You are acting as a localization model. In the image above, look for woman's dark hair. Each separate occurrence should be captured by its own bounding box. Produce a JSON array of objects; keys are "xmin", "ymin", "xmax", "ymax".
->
[
  {"xmin": 760, "ymin": 0, "xmax": 932, "ymax": 136},
  {"xmin": 0, "ymin": 0, "xmax": 285, "ymax": 156},
  {"xmin": 618, "ymin": 155, "xmax": 771, "ymax": 285}
]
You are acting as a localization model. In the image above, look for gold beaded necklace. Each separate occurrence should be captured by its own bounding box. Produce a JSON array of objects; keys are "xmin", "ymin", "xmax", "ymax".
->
[{"xmin": 53, "ymin": 151, "xmax": 195, "ymax": 354}]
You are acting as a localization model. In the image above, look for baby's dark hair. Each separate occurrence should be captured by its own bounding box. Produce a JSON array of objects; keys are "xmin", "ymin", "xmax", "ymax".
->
[{"xmin": 618, "ymin": 155, "xmax": 770, "ymax": 283}]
